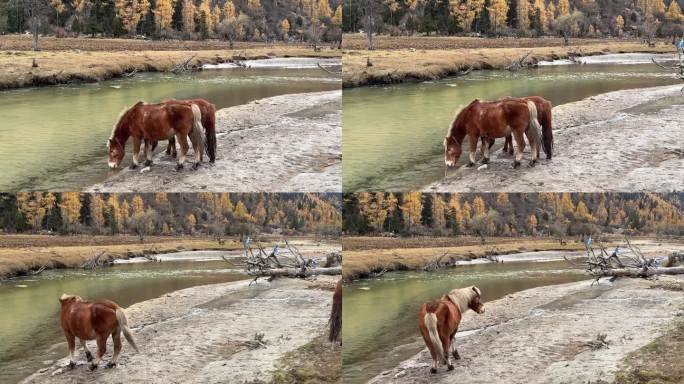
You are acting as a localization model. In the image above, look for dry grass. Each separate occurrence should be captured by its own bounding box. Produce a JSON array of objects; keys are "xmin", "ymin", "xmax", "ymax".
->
[
  {"xmin": 0, "ymin": 35, "xmax": 340, "ymax": 90},
  {"xmin": 342, "ymin": 237, "xmax": 591, "ymax": 280},
  {"xmin": 343, "ymin": 235, "xmax": 537, "ymax": 251},
  {"xmin": 271, "ymin": 333, "xmax": 342, "ymax": 384},
  {"xmin": 342, "ymin": 36, "xmax": 674, "ymax": 87},
  {"xmin": 0, "ymin": 234, "xmax": 245, "ymax": 279},
  {"xmin": 614, "ymin": 314, "xmax": 684, "ymax": 384}
]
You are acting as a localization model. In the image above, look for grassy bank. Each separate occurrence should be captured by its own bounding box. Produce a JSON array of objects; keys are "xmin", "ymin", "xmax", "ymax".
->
[
  {"xmin": 342, "ymin": 36, "xmax": 675, "ymax": 88},
  {"xmin": 614, "ymin": 299, "xmax": 684, "ymax": 384},
  {"xmin": 0, "ymin": 35, "xmax": 340, "ymax": 90},
  {"xmin": 343, "ymin": 237, "xmax": 592, "ymax": 280},
  {"xmin": 0, "ymin": 234, "xmax": 245, "ymax": 279}
]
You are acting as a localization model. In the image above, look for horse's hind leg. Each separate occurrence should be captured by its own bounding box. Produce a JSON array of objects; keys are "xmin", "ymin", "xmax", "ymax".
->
[
  {"xmin": 189, "ymin": 133, "xmax": 201, "ymax": 170},
  {"xmin": 65, "ymin": 333, "xmax": 76, "ymax": 369},
  {"xmin": 80, "ymin": 339, "xmax": 93, "ymax": 362},
  {"xmin": 450, "ymin": 335, "xmax": 461, "ymax": 360},
  {"xmin": 90, "ymin": 334, "xmax": 107, "ymax": 371},
  {"xmin": 107, "ymin": 330, "xmax": 122, "ymax": 368},
  {"xmin": 175, "ymin": 133, "xmax": 190, "ymax": 171},
  {"xmin": 512, "ymin": 130, "xmax": 525, "ymax": 168},
  {"xmin": 467, "ymin": 134, "xmax": 479, "ymax": 167}
]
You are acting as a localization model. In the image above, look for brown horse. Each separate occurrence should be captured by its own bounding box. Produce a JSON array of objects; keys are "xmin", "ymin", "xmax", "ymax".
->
[
  {"xmin": 59, "ymin": 294, "xmax": 138, "ymax": 371},
  {"xmin": 497, "ymin": 96, "xmax": 553, "ymax": 159},
  {"xmin": 108, "ymin": 101, "xmax": 204, "ymax": 171},
  {"xmin": 329, "ymin": 279, "xmax": 342, "ymax": 344},
  {"xmin": 157, "ymin": 98, "xmax": 218, "ymax": 163},
  {"xmin": 418, "ymin": 286, "xmax": 485, "ymax": 374},
  {"xmin": 444, "ymin": 98, "xmax": 542, "ymax": 168}
]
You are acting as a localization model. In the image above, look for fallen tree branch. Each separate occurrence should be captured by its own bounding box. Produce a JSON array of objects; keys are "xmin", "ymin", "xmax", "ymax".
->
[
  {"xmin": 171, "ymin": 54, "xmax": 198, "ymax": 74},
  {"xmin": 317, "ymin": 62, "xmax": 341, "ymax": 76},
  {"xmin": 505, "ymin": 51, "xmax": 532, "ymax": 71},
  {"xmin": 248, "ymin": 266, "xmax": 341, "ymax": 278}
]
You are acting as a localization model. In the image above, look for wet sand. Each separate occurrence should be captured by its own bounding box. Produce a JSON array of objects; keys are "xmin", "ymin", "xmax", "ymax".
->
[
  {"xmin": 22, "ymin": 276, "xmax": 339, "ymax": 384},
  {"xmin": 88, "ymin": 90, "xmax": 341, "ymax": 193},
  {"xmin": 369, "ymin": 275, "xmax": 684, "ymax": 384},
  {"xmin": 426, "ymin": 84, "xmax": 684, "ymax": 192}
]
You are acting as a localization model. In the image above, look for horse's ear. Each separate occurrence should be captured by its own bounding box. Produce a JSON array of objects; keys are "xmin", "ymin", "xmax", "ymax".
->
[{"xmin": 472, "ymin": 286, "xmax": 480, "ymax": 296}]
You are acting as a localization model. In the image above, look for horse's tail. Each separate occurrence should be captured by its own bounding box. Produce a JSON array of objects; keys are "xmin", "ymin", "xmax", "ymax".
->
[
  {"xmin": 116, "ymin": 308, "xmax": 139, "ymax": 353},
  {"xmin": 539, "ymin": 101, "xmax": 553, "ymax": 159},
  {"xmin": 526, "ymin": 100, "xmax": 542, "ymax": 159},
  {"xmin": 424, "ymin": 312, "xmax": 446, "ymax": 365},
  {"xmin": 328, "ymin": 279, "xmax": 342, "ymax": 343},
  {"xmin": 204, "ymin": 104, "xmax": 217, "ymax": 163},
  {"xmin": 189, "ymin": 103, "xmax": 204, "ymax": 159}
]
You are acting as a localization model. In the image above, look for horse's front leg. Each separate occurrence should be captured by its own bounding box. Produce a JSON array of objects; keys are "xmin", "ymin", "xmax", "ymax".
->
[
  {"xmin": 65, "ymin": 333, "xmax": 76, "ymax": 369},
  {"xmin": 144, "ymin": 140, "xmax": 154, "ymax": 166},
  {"xmin": 512, "ymin": 130, "xmax": 525, "ymax": 168},
  {"xmin": 80, "ymin": 338, "xmax": 93, "ymax": 362},
  {"xmin": 176, "ymin": 133, "xmax": 190, "ymax": 171},
  {"xmin": 481, "ymin": 137, "xmax": 491, "ymax": 164},
  {"xmin": 189, "ymin": 133, "xmax": 201, "ymax": 170},
  {"xmin": 90, "ymin": 334, "xmax": 107, "ymax": 371},
  {"xmin": 467, "ymin": 134, "xmax": 479, "ymax": 167},
  {"xmin": 130, "ymin": 137, "xmax": 141, "ymax": 170}
]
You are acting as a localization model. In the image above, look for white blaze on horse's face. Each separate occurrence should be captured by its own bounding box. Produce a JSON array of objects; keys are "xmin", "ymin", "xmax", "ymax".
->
[
  {"xmin": 443, "ymin": 137, "xmax": 461, "ymax": 167},
  {"xmin": 108, "ymin": 139, "xmax": 124, "ymax": 169}
]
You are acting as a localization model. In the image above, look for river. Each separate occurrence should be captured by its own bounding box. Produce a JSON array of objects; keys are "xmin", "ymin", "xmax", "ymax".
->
[{"xmin": 342, "ymin": 53, "xmax": 680, "ymax": 191}]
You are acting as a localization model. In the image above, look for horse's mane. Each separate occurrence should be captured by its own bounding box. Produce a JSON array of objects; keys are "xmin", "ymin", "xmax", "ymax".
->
[
  {"xmin": 109, "ymin": 101, "xmax": 145, "ymax": 144},
  {"xmin": 446, "ymin": 286, "xmax": 480, "ymax": 314},
  {"xmin": 446, "ymin": 99, "xmax": 479, "ymax": 139}
]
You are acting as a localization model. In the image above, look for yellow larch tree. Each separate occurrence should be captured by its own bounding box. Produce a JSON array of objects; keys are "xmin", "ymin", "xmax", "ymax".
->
[
  {"xmin": 89, "ymin": 194, "xmax": 106, "ymax": 234},
  {"xmin": 182, "ymin": 0, "xmax": 195, "ymax": 32},
  {"xmin": 400, "ymin": 192, "xmax": 423, "ymax": 231},
  {"xmin": 223, "ymin": 0, "xmax": 236, "ymax": 19},
  {"xmin": 557, "ymin": 0, "xmax": 570, "ymax": 17},
  {"xmin": 115, "ymin": 0, "xmax": 151, "ymax": 35},
  {"xmin": 332, "ymin": 5, "xmax": 342, "ymax": 25},
  {"xmin": 517, "ymin": 0, "xmax": 530, "ymax": 29},
  {"xmin": 59, "ymin": 192, "xmax": 82, "ymax": 232},
  {"xmin": 280, "ymin": 18, "xmax": 290, "ymax": 38},
  {"xmin": 487, "ymin": 0, "xmax": 509, "ymax": 32},
  {"xmin": 666, "ymin": 0, "xmax": 683, "ymax": 20},
  {"xmin": 154, "ymin": 0, "xmax": 176, "ymax": 33}
]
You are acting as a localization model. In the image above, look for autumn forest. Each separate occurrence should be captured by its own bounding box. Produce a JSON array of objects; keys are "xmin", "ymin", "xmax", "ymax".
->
[
  {"xmin": 343, "ymin": 192, "xmax": 684, "ymax": 237},
  {"xmin": 0, "ymin": 192, "xmax": 342, "ymax": 237}
]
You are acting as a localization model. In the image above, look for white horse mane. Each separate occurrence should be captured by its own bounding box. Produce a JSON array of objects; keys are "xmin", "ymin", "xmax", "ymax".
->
[
  {"xmin": 60, "ymin": 293, "xmax": 82, "ymax": 301},
  {"xmin": 446, "ymin": 286, "xmax": 480, "ymax": 314}
]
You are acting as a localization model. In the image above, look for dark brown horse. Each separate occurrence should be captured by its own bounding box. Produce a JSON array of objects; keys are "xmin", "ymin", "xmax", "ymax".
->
[
  {"xmin": 497, "ymin": 96, "xmax": 553, "ymax": 159},
  {"xmin": 157, "ymin": 98, "xmax": 217, "ymax": 163},
  {"xmin": 108, "ymin": 101, "xmax": 204, "ymax": 171},
  {"xmin": 444, "ymin": 98, "xmax": 542, "ymax": 168},
  {"xmin": 418, "ymin": 286, "xmax": 484, "ymax": 374},
  {"xmin": 329, "ymin": 279, "xmax": 342, "ymax": 344},
  {"xmin": 59, "ymin": 294, "xmax": 138, "ymax": 370}
]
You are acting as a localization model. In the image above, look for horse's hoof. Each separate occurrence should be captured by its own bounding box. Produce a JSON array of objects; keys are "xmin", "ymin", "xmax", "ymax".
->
[
  {"xmin": 176, "ymin": 164, "xmax": 183, "ymax": 171},
  {"xmin": 447, "ymin": 364, "xmax": 454, "ymax": 371},
  {"xmin": 89, "ymin": 363, "xmax": 98, "ymax": 371},
  {"xmin": 172, "ymin": 153, "xmax": 177, "ymax": 158},
  {"xmin": 452, "ymin": 352, "xmax": 461, "ymax": 360},
  {"xmin": 144, "ymin": 160, "xmax": 153, "ymax": 166},
  {"xmin": 68, "ymin": 362, "xmax": 76, "ymax": 370},
  {"xmin": 105, "ymin": 362, "xmax": 116, "ymax": 369},
  {"xmin": 481, "ymin": 157, "xmax": 489, "ymax": 164},
  {"xmin": 513, "ymin": 161, "xmax": 521, "ymax": 168},
  {"xmin": 466, "ymin": 162, "xmax": 475, "ymax": 168},
  {"xmin": 129, "ymin": 164, "xmax": 138, "ymax": 170},
  {"xmin": 430, "ymin": 368, "xmax": 437, "ymax": 374},
  {"xmin": 85, "ymin": 351, "xmax": 93, "ymax": 362},
  {"xmin": 547, "ymin": 155, "xmax": 552, "ymax": 160},
  {"xmin": 529, "ymin": 160, "xmax": 536, "ymax": 167},
  {"xmin": 192, "ymin": 162, "xmax": 200, "ymax": 170}
]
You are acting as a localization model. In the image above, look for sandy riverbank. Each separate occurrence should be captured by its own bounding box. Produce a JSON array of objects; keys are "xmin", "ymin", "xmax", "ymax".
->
[
  {"xmin": 369, "ymin": 275, "xmax": 684, "ymax": 384},
  {"xmin": 22, "ymin": 276, "xmax": 341, "ymax": 384},
  {"xmin": 426, "ymin": 84, "xmax": 684, "ymax": 192},
  {"xmin": 0, "ymin": 35, "xmax": 340, "ymax": 90},
  {"xmin": 342, "ymin": 36, "xmax": 674, "ymax": 88},
  {"xmin": 88, "ymin": 90, "xmax": 341, "ymax": 193}
]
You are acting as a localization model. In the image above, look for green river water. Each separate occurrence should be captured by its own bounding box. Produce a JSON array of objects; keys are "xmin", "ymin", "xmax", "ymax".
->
[
  {"xmin": 0, "ymin": 66, "xmax": 339, "ymax": 192},
  {"xmin": 0, "ymin": 253, "xmax": 247, "ymax": 383},
  {"xmin": 342, "ymin": 57, "xmax": 680, "ymax": 191},
  {"xmin": 342, "ymin": 256, "xmax": 588, "ymax": 383}
]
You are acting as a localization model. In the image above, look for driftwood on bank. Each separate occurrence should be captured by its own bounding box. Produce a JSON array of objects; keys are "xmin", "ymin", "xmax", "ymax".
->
[
  {"xmin": 240, "ymin": 239, "xmax": 342, "ymax": 283},
  {"xmin": 652, "ymin": 57, "xmax": 684, "ymax": 91},
  {"xmin": 171, "ymin": 54, "xmax": 199, "ymax": 74},
  {"xmin": 81, "ymin": 250, "xmax": 108, "ymax": 269},
  {"xmin": 317, "ymin": 62, "xmax": 341, "ymax": 76},
  {"xmin": 505, "ymin": 51, "xmax": 533, "ymax": 71},
  {"xmin": 581, "ymin": 238, "xmax": 684, "ymax": 284}
]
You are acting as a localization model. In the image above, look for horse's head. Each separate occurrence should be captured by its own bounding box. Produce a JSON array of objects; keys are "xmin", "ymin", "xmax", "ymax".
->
[
  {"xmin": 107, "ymin": 138, "xmax": 124, "ymax": 169},
  {"xmin": 468, "ymin": 286, "xmax": 485, "ymax": 314},
  {"xmin": 59, "ymin": 293, "xmax": 82, "ymax": 306},
  {"xmin": 444, "ymin": 135, "xmax": 461, "ymax": 167}
]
